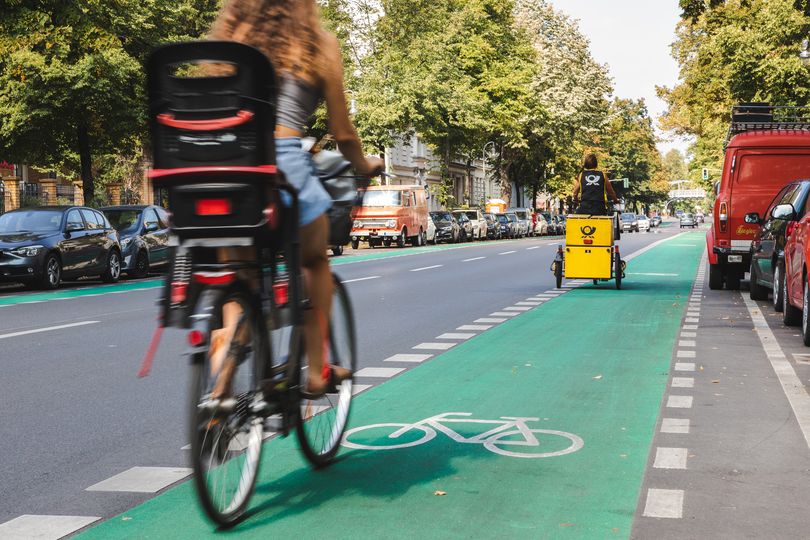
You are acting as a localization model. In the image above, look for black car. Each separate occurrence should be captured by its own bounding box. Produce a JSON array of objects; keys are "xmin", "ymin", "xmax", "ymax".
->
[
  {"xmin": 101, "ymin": 205, "xmax": 171, "ymax": 278},
  {"xmin": 429, "ymin": 211, "xmax": 460, "ymax": 244},
  {"xmin": 505, "ymin": 212, "xmax": 520, "ymax": 238},
  {"xmin": 748, "ymin": 180, "xmax": 810, "ymax": 304},
  {"xmin": 495, "ymin": 213, "xmax": 513, "ymax": 238},
  {"xmin": 483, "ymin": 213, "xmax": 501, "ymax": 240},
  {"xmin": 0, "ymin": 206, "xmax": 122, "ymax": 289}
]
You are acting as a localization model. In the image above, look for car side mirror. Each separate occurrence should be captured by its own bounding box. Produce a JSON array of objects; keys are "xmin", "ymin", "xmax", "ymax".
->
[
  {"xmin": 65, "ymin": 222, "xmax": 83, "ymax": 233},
  {"xmin": 714, "ymin": 181, "xmax": 720, "ymax": 196},
  {"xmin": 771, "ymin": 203, "xmax": 796, "ymax": 221},
  {"xmin": 144, "ymin": 221, "xmax": 159, "ymax": 232},
  {"xmin": 744, "ymin": 212, "xmax": 761, "ymax": 224}
]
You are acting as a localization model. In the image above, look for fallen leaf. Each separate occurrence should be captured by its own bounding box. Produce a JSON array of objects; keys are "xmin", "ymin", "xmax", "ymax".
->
[
  {"xmin": 434, "ymin": 490, "xmax": 446, "ymax": 496},
  {"xmin": 593, "ymin": 375, "xmax": 603, "ymax": 380},
  {"xmin": 559, "ymin": 523, "xmax": 575, "ymax": 528},
  {"xmin": 712, "ymin": 380, "xmax": 720, "ymax": 384}
]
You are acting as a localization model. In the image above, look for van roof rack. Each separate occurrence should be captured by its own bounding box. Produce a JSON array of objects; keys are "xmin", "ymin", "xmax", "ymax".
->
[{"xmin": 727, "ymin": 104, "xmax": 810, "ymax": 143}]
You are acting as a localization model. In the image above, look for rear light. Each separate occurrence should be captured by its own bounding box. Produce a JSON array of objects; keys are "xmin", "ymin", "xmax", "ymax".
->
[
  {"xmin": 787, "ymin": 222, "xmax": 798, "ymax": 238},
  {"xmin": 187, "ymin": 329, "xmax": 206, "ymax": 347},
  {"xmin": 719, "ymin": 202, "xmax": 728, "ymax": 233},
  {"xmin": 273, "ymin": 281, "xmax": 289, "ymax": 306},
  {"xmin": 195, "ymin": 198, "xmax": 232, "ymax": 216},
  {"xmin": 170, "ymin": 281, "xmax": 188, "ymax": 304},
  {"xmin": 264, "ymin": 203, "xmax": 279, "ymax": 230},
  {"xmin": 192, "ymin": 271, "xmax": 236, "ymax": 286}
]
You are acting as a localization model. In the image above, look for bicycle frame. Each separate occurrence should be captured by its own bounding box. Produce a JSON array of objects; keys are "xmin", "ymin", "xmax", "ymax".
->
[{"xmin": 390, "ymin": 412, "xmax": 542, "ymax": 445}]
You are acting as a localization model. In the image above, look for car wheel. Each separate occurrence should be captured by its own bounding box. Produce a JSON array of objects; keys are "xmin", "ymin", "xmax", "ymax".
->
[
  {"xmin": 397, "ymin": 229, "xmax": 407, "ymax": 248},
  {"xmin": 331, "ymin": 245, "xmax": 344, "ymax": 256},
  {"xmin": 130, "ymin": 250, "xmax": 149, "ymax": 279},
  {"xmin": 726, "ymin": 271, "xmax": 741, "ymax": 290},
  {"xmin": 351, "ymin": 239, "xmax": 360, "ymax": 250},
  {"xmin": 102, "ymin": 250, "xmax": 121, "ymax": 283},
  {"xmin": 784, "ymin": 273, "xmax": 803, "ymax": 326},
  {"xmin": 774, "ymin": 262, "xmax": 785, "ymax": 312},
  {"xmin": 749, "ymin": 259, "xmax": 769, "ymax": 300},
  {"xmin": 708, "ymin": 263, "xmax": 724, "ymax": 290},
  {"xmin": 39, "ymin": 254, "xmax": 61, "ymax": 290},
  {"xmin": 383, "ymin": 238, "xmax": 392, "ymax": 248}
]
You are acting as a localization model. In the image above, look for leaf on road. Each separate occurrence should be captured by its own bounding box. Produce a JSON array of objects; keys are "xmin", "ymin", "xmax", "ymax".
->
[
  {"xmin": 434, "ymin": 490, "xmax": 446, "ymax": 496},
  {"xmin": 593, "ymin": 374, "xmax": 603, "ymax": 380},
  {"xmin": 712, "ymin": 380, "xmax": 720, "ymax": 383}
]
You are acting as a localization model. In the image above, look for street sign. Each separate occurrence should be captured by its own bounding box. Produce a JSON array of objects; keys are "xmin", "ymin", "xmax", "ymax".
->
[{"xmin": 668, "ymin": 189, "xmax": 706, "ymax": 199}]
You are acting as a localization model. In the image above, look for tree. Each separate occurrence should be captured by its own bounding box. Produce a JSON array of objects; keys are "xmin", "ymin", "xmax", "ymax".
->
[{"xmin": 0, "ymin": 1, "xmax": 219, "ymax": 202}]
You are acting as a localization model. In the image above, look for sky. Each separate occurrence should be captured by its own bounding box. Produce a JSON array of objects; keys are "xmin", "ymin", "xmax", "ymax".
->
[{"xmin": 547, "ymin": 0, "xmax": 690, "ymax": 156}]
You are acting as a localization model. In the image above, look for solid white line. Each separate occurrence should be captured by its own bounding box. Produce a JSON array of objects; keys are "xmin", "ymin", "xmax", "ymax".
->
[
  {"xmin": 643, "ymin": 489, "xmax": 684, "ymax": 518},
  {"xmin": 624, "ymin": 232, "xmax": 686, "ymax": 262},
  {"xmin": 628, "ymin": 272, "xmax": 679, "ymax": 277},
  {"xmin": 672, "ymin": 377, "xmax": 694, "ymax": 388},
  {"xmin": 458, "ymin": 325, "xmax": 492, "ymax": 331},
  {"xmin": 499, "ymin": 251, "xmax": 516, "ymax": 255},
  {"xmin": 413, "ymin": 342, "xmax": 455, "ymax": 350},
  {"xmin": 0, "ymin": 515, "xmax": 101, "ymax": 539},
  {"xmin": 384, "ymin": 353, "xmax": 432, "ymax": 363},
  {"xmin": 86, "ymin": 467, "xmax": 191, "ymax": 493},
  {"xmin": 661, "ymin": 418, "xmax": 690, "ymax": 434},
  {"xmin": 742, "ymin": 294, "xmax": 810, "ymax": 450},
  {"xmin": 674, "ymin": 362, "xmax": 695, "ymax": 371},
  {"xmin": 355, "ymin": 367, "xmax": 405, "ymax": 378},
  {"xmin": 463, "ymin": 257, "xmax": 486, "ymax": 262},
  {"xmin": 667, "ymin": 395, "xmax": 693, "ymax": 409},
  {"xmin": 436, "ymin": 332, "xmax": 476, "ymax": 340},
  {"xmin": 653, "ymin": 447, "xmax": 688, "ymax": 469},
  {"xmin": 0, "ymin": 320, "xmax": 100, "ymax": 340},
  {"xmin": 411, "ymin": 265, "xmax": 443, "ymax": 272},
  {"xmin": 476, "ymin": 317, "xmax": 507, "ymax": 323},
  {"xmin": 341, "ymin": 276, "xmax": 381, "ymax": 284}
]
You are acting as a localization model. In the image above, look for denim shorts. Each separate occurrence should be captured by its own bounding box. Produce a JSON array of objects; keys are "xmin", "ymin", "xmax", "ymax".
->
[{"xmin": 276, "ymin": 137, "xmax": 333, "ymax": 226}]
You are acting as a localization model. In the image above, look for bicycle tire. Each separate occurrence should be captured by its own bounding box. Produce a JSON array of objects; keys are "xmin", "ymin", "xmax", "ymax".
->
[
  {"xmin": 296, "ymin": 274, "xmax": 357, "ymax": 467},
  {"xmin": 189, "ymin": 285, "xmax": 265, "ymax": 527}
]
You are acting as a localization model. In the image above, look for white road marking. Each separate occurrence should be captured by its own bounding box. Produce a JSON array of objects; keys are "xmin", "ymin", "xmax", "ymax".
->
[
  {"xmin": 624, "ymin": 233, "xmax": 686, "ymax": 262},
  {"xmin": 0, "ymin": 320, "xmax": 100, "ymax": 340},
  {"xmin": 516, "ymin": 301, "xmax": 542, "ymax": 306},
  {"xmin": 498, "ymin": 251, "xmax": 516, "ymax": 255},
  {"xmin": 458, "ymin": 324, "xmax": 493, "ymax": 331},
  {"xmin": 526, "ymin": 297, "xmax": 546, "ymax": 302},
  {"xmin": 490, "ymin": 312, "xmax": 519, "ymax": 317},
  {"xmin": 628, "ymin": 272, "xmax": 679, "ymax": 277},
  {"xmin": 263, "ymin": 431, "xmax": 278, "ymax": 440},
  {"xmin": 463, "ymin": 257, "xmax": 486, "ymax": 262},
  {"xmin": 672, "ymin": 377, "xmax": 695, "ymax": 388},
  {"xmin": 682, "ymin": 325, "xmax": 698, "ymax": 331},
  {"xmin": 653, "ymin": 447, "xmax": 688, "ymax": 469},
  {"xmin": 352, "ymin": 385, "xmax": 372, "ymax": 395},
  {"xmin": 679, "ymin": 340, "xmax": 696, "ymax": 347},
  {"xmin": 503, "ymin": 306, "xmax": 531, "ymax": 312},
  {"xmin": 384, "ymin": 353, "xmax": 432, "ymax": 363},
  {"xmin": 677, "ymin": 350, "xmax": 696, "ymax": 358},
  {"xmin": 413, "ymin": 342, "xmax": 456, "ymax": 350},
  {"xmin": 436, "ymin": 332, "xmax": 475, "ymax": 340},
  {"xmin": 742, "ymin": 294, "xmax": 810, "ymax": 450},
  {"xmin": 667, "ymin": 395, "xmax": 694, "ymax": 409},
  {"xmin": 526, "ymin": 246, "xmax": 541, "ymax": 250},
  {"xmin": 680, "ymin": 332, "xmax": 697, "ymax": 338},
  {"xmin": 411, "ymin": 265, "xmax": 443, "ymax": 272},
  {"xmin": 675, "ymin": 362, "xmax": 695, "ymax": 371},
  {"xmin": 355, "ymin": 367, "xmax": 405, "ymax": 378},
  {"xmin": 643, "ymin": 489, "xmax": 684, "ymax": 518},
  {"xmin": 661, "ymin": 418, "xmax": 690, "ymax": 434},
  {"xmin": 0, "ymin": 515, "xmax": 101, "ymax": 539},
  {"xmin": 86, "ymin": 467, "xmax": 192, "ymax": 493},
  {"xmin": 543, "ymin": 290, "xmax": 564, "ymax": 295},
  {"xmin": 341, "ymin": 276, "xmax": 381, "ymax": 284},
  {"xmin": 476, "ymin": 318, "xmax": 507, "ymax": 323},
  {"xmin": 685, "ymin": 317, "xmax": 700, "ymax": 323}
]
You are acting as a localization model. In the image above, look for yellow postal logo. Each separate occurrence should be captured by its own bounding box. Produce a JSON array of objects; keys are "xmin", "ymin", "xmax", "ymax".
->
[{"xmin": 580, "ymin": 225, "xmax": 596, "ymax": 239}]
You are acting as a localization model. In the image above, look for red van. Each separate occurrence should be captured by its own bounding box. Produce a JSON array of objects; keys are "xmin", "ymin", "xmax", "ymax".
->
[{"xmin": 708, "ymin": 105, "xmax": 810, "ymax": 290}]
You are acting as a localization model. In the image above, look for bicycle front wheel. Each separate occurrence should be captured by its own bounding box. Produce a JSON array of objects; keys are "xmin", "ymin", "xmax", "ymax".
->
[
  {"xmin": 189, "ymin": 285, "xmax": 265, "ymax": 527},
  {"xmin": 296, "ymin": 274, "xmax": 357, "ymax": 467}
]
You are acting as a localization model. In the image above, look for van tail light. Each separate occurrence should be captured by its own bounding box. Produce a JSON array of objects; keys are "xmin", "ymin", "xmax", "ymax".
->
[
  {"xmin": 273, "ymin": 281, "xmax": 289, "ymax": 306},
  {"xmin": 192, "ymin": 271, "xmax": 236, "ymax": 286},
  {"xmin": 195, "ymin": 198, "xmax": 232, "ymax": 216},
  {"xmin": 719, "ymin": 202, "xmax": 728, "ymax": 233},
  {"xmin": 170, "ymin": 281, "xmax": 188, "ymax": 304},
  {"xmin": 787, "ymin": 222, "xmax": 798, "ymax": 239}
]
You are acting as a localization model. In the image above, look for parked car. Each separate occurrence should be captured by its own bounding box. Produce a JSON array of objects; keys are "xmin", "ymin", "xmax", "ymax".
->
[
  {"xmin": 637, "ymin": 215, "xmax": 651, "ymax": 232},
  {"xmin": 453, "ymin": 211, "xmax": 474, "ymax": 242},
  {"xmin": 505, "ymin": 212, "xmax": 520, "ymax": 238},
  {"xmin": 495, "ymin": 213, "xmax": 513, "ymax": 238},
  {"xmin": 509, "ymin": 207, "xmax": 536, "ymax": 236},
  {"xmin": 620, "ymin": 212, "xmax": 639, "ymax": 232},
  {"xmin": 429, "ymin": 211, "xmax": 460, "ymax": 244},
  {"xmin": 507, "ymin": 208, "xmax": 530, "ymax": 237},
  {"xmin": 709, "ymin": 104, "xmax": 810, "ymax": 291},
  {"xmin": 533, "ymin": 213, "xmax": 549, "ymax": 236},
  {"xmin": 426, "ymin": 215, "xmax": 437, "ymax": 244},
  {"xmin": 483, "ymin": 213, "xmax": 501, "ymax": 240},
  {"xmin": 0, "ymin": 206, "xmax": 121, "ymax": 289},
  {"xmin": 454, "ymin": 209, "xmax": 487, "ymax": 240},
  {"xmin": 651, "ymin": 216, "xmax": 662, "ymax": 228},
  {"xmin": 351, "ymin": 185, "xmax": 429, "ymax": 249},
  {"xmin": 552, "ymin": 215, "xmax": 567, "ymax": 235},
  {"xmin": 696, "ymin": 213, "xmax": 705, "ymax": 224},
  {"xmin": 679, "ymin": 213, "xmax": 697, "ymax": 228},
  {"xmin": 748, "ymin": 180, "xmax": 810, "ymax": 305},
  {"xmin": 101, "ymin": 205, "xmax": 170, "ymax": 278}
]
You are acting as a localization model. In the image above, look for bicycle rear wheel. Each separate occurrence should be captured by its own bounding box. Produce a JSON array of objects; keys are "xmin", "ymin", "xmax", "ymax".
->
[
  {"xmin": 189, "ymin": 285, "xmax": 265, "ymax": 527},
  {"xmin": 296, "ymin": 274, "xmax": 357, "ymax": 467}
]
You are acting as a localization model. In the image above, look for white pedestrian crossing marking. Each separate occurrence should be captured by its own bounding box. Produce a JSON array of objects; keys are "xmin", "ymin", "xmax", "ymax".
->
[
  {"xmin": 476, "ymin": 318, "xmax": 507, "ymax": 324},
  {"xmin": 503, "ymin": 306, "xmax": 531, "ymax": 312},
  {"xmin": 458, "ymin": 325, "xmax": 493, "ymax": 331},
  {"xmin": 678, "ymin": 340, "xmax": 696, "ymax": 347},
  {"xmin": 490, "ymin": 312, "xmax": 520, "ymax": 317},
  {"xmin": 677, "ymin": 350, "xmax": 696, "ymax": 358}
]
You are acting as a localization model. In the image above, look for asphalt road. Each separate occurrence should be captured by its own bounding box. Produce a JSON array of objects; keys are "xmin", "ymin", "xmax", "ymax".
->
[{"xmin": 0, "ymin": 228, "xmax": 672, "ymax": 529}]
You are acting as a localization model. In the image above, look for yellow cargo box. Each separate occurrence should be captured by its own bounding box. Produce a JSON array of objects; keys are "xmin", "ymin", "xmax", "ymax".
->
[
  {"xmin": 565, "ymin": 246, "xmax": 613, "ymax": 279},
  {"xmin": 565, "ymin": 215, "xmax": 614, "ymax": 247}
]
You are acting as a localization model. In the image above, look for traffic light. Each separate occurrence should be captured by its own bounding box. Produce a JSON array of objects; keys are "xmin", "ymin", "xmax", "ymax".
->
[
  {"xmin": 623, "ymin": 178, "xmax": 629, "ymax": 189},
  {"xmin": 702, "ymin": 168, "xmax": 709, "ymax": 181}
]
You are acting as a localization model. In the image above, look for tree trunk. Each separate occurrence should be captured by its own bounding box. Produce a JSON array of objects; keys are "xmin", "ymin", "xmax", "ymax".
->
[{"xmin": 78, "ymin": 121, "xmax": 94, "ymax": 204}]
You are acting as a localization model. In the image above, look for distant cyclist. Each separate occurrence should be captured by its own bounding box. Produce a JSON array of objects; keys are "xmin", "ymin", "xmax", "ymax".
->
[{"xmin": 572, "ymin": 154, "xmax": 619, "ymax": 215}]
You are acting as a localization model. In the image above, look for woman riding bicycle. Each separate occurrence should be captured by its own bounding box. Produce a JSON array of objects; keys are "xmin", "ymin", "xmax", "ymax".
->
[
  {"xmin": 572, "ymin": 154, "xmax": 619, "ymax": 216},
  {"xmin": 209, "ymin": 0, "xmax": 383, "ymax": 395}
]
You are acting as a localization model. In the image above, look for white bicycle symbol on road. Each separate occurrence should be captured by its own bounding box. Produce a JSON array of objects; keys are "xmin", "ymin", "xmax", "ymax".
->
[{"xmin": 341, "ymin": 412, "xmax": 584, "ymax": 459}]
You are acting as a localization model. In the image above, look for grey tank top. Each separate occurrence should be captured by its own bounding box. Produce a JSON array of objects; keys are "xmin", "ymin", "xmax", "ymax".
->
[{"xmin": 276, "ymin": 75, "xmax": 321, "ymax": 132}]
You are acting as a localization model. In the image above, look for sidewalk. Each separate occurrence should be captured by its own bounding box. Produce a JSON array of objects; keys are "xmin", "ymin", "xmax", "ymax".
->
[{"xmin": 78, "ymin": 233, "xmax": 705, "ymax": 539}]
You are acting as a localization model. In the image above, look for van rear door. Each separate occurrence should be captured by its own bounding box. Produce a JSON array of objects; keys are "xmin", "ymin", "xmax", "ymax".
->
[{"xmin": 730, "ymin": 151, "xmax": 810, "ymax": 250}]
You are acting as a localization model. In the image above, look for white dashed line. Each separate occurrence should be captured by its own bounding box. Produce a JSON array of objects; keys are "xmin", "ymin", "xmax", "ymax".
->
[
  {"xmin": 355, "ymin": 367, "xmax": 405, "ymax": 378},
  {"xmin": 498, "ymin": 251, "xmax": 516, "ymax": 255},
  {"xmin": 341, "ymin": 276, "xmax": 381, "ymax": 284},
  {"xmin": 516, "ymin": 301, "xmax": 542, "ymax": 306},
  {"xmin": 436, "ymin": 332, "xmax": 475, "ymax": 340},
  {"xmin": 86, "ymin": 467, "xmax": 191, "ymax": 493},
  {"xmin": 476, "ymin": 317, "xmax": 507, "ymax": 323},
  {"xmin": 526, "ymin": 246, "xmax": 541, "ymax": 250},
  {"xmin": 661, "ymin": 418, "xmax": 690, "ymax": 434},
  {"xmin": 653, "ymin": 447, "xmax": 688, "ymax": 469},
  {"xmin": 458, "ymin": 325, "xmax": 493, "ymax": 331},
  {"xmin": 411, "ymin": 265, "xmax": 443, "ymax": 272},
  {"xmin": 643, "ymin": 489, "xmax": 684, "ymax": 518},
  {"xmin": 671, "ymin": 377, "xmax": 695, "ymax": 388},
  {"xmin": 463, "ymin": 257, "xmax": 486, "ymax": 262},
  {"xmin": 413, "ymin": 342, "xmax": 455, "ymax": 351},
  {"xmin": 667, "ymin": 395, "xmax": 693, "ymax": 409},
  {"xmin": 0, "ymin": 515, "xmax": 101, "ymax": 539},
  {"xmin": 677, "ymin": 350, "xmax": 696, "ymax": 358},
  {"xmin": 0, "ymin": 320, "xmax": 100, "ymax": 340},
  {"xmin": 674, "ymin": 362, "xmax": 695, "ymax": 372},
  {"xmin": 503, "ymin": 306, "xmax": 531, "ymax": 312},
  {"xmin": 490, "ymin": 312, "xmax": 520, "ymax": 317},
  {"xmin": 384, "ymin": 354, "xmax": 432, "ymax": 363}
]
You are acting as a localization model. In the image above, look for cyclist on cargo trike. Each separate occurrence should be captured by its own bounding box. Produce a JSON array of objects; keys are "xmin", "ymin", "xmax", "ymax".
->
[{"xmin": 551, "ymin": 154, "xmax": 624, "ymax": 289}]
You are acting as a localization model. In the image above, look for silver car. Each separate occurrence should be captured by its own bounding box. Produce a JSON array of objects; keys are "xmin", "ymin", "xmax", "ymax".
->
[{"xmin": 679, "ymin": 213, "xmax": 697, "ymax": 228}]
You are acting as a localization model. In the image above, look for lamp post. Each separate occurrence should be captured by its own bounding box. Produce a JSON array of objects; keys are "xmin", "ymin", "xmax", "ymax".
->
[{"xmin": 482, "ymin": 141, "xmax": 497, "ymax": 201}]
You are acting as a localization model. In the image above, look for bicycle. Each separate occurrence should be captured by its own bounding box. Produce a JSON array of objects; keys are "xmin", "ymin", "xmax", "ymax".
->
[
  {"xmin": 145, "ymin": 41, "xmax": 360, "ymax": 526},
  {"xmin": 342, "ymin": 412, "xmax": 584, "ymax": 459}
]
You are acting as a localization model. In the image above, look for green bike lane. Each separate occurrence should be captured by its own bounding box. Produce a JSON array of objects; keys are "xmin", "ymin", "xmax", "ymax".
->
[{"xmin": 78, "ymin": 232, "xmax": 703, "ymax": 539}]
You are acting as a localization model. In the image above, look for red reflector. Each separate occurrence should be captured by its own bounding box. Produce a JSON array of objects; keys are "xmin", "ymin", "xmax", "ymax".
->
[
  {"xmin": 584, "ymin": 239, "xmax": 593, "ymax": 245},
  {"xmin": 193, "ymin": 271, "xmax": 236, "ymax": 286},
  {"xmin": 273, "ymin": 281, "xmax": 289, "ymax": 306},
  {"xmin": 196, "ymin": 198, "xmax": 232, "ymax": 216},
  {"xmin": 187, "ymin": 330, "xmax": 206, "ymax": 347},
  {"xmin": 170, "ymin": 281, "xmax": 188, "ymax": 304},
  {"xmin": 264, "ymin": 203, "xmax": 279, "ymax": 230}
]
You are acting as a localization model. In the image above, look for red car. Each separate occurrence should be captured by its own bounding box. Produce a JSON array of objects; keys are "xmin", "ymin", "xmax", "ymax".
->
[
  {"xmin": 782, "ymin": 201, "xmax": 810, "ymax": 342},
  {"xmin": 708, "ymin": 104, "xmax": 810, "ymax": 291}
]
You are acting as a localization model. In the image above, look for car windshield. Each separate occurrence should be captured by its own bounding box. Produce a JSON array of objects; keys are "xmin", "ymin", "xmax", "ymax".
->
[
  {"xmin": 507, "ymin": 214, "xmax": 517, "ymax": 222},
  {"xmin": 485, "ymin": 214, "xmax": 495, "ymax": 222},
  {"xmin": 497, "ymin": 215, "xmax": 508, "ymax": 223},
  {"xmin": 621, "ymin": 213, "xmax": 636, "ymax": 221},
  {"xmin": 104, "ymin": 210, "xmax": 142, "ymax": 235},
  {"xmin": 362, "ymin": 190, "xmax": 402, "ymax": 207},
  {"xmin": 0, "ymin": 210, "xmax": 62, "ymax": 233},
  {"xmin": 464, "ymin": 212, "xmax": 478, "ymax": 220},
  {"xmin": 514, "ymin": 211, "xmax": 526, "ymax": 219},
  {"xmin": 683, "ymin": 214, "xmax": 694, "ymax": 219},
  {"xmin": 430, "ymin": 212, "xmax": 452, "ymax": 222}
]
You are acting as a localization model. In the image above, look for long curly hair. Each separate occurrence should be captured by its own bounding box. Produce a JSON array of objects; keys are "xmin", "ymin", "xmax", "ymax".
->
[{"xmin": 210, "ymin": 0, "xmax": 323, "ymax": 83}]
